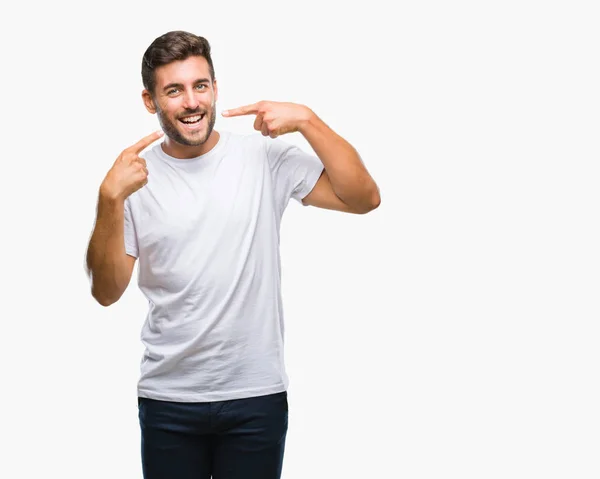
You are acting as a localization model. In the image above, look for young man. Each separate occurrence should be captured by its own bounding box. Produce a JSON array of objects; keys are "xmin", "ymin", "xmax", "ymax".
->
[{"xmin": 85, "ymin": 31, "xmax": 380, "ymax": 479}]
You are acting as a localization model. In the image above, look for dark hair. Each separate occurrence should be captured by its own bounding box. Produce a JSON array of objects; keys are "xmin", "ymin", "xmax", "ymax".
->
[{"xmin": 141, "ymin": 31, "xmax": 215, "ymax": 95}]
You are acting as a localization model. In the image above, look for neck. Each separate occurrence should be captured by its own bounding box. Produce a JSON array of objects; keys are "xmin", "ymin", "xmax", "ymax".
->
[{"xmin": 161, "ymin": 130, "xmax": 220, "ymax": 159}]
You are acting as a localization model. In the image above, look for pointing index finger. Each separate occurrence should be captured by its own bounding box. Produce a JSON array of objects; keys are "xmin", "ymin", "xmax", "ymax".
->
[
  {"xmin": 130, "ymin": 130, "xmax": 164, "ymax": 154},
  {"xmin": 222, "ymin": 103, "xmax": 260, "ymax": 117}
]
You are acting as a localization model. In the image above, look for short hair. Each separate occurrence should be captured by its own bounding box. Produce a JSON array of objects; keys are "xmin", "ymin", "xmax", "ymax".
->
[{"xmin": 141, "ymin": 31, "xmax": 215, "ymax": 95}]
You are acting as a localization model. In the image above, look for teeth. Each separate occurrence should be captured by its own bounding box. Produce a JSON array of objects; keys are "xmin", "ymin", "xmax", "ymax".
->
[{"xmin": 181, "ymin": 114, "xmax": 203, "ymax": 123}]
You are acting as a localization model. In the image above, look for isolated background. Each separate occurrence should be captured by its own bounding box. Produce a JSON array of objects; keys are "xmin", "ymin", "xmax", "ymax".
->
[{"xmin": 1, "ymin": 0, "xmax": 598, "ymax": 478}]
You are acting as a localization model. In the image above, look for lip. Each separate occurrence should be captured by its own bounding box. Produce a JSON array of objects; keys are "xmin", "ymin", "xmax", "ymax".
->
[{"xmin": 178, "ymin": 113, "xmax": 206, "ymax": 131}]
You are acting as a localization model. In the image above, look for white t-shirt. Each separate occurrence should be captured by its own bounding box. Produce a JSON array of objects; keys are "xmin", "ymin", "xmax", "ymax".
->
[{"xmin": 123, "ymin": 130, "xmax": 324, "ymax": 402}]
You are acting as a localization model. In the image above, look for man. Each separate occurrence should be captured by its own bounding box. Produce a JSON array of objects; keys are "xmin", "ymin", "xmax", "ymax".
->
[{"xmin": 85, "ymin": 30, "xmax": 380, "ymax": 479}]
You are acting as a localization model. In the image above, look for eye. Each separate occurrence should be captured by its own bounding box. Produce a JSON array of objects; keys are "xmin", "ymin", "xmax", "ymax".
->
[
  {"xmin": 196, "ymin": 84, "xmax": 207, "ymax": 90},
  {"xmin": 167, "ymin": 88, "xmax": 179, "ymax": 95}
]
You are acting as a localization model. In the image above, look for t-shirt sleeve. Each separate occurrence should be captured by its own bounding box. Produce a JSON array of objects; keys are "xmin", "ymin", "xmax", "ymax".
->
[
  {"xmin": 123, "ymin": 197, "xmax": 139, "ymax": 258},
  {"xmin": 265, "ymin": 137, "xmax": 324, "ymax": 210}
]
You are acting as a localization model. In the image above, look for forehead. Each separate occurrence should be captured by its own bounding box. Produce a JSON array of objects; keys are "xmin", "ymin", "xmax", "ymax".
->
[{"xmin": 154, "ymin": 56, "xmax": 211, "ymax": 86}]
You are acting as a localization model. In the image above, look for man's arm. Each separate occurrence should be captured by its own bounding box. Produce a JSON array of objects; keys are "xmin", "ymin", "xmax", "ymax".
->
[
  {"xmin": 222, "ymin": 101, "xmax": 380, "ymax": 214},
  {"xmin": 298, "ymin": 112, "xmax": 380, "ymax": 214},
  {"xmin": 85, "ymin": 130, "xmax": 161, "ymax": 306},
  {"xmin": 85, "ymin": 192, "xmax": 136, "ymax": 306}
]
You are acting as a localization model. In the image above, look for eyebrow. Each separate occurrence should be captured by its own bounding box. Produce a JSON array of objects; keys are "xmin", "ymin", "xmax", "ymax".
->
[{"xmin": 163, "ymin": 78, "xmax": 211, "ymax": 91}]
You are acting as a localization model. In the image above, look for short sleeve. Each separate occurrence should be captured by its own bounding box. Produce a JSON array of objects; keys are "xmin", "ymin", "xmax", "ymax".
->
[
  {"xmin": 265, "ymin": 138, "xmax": 324, "ymax": 210},
  {"xmin": 123, "ymin": 197, "xmax": 139, "ymax": 258}
]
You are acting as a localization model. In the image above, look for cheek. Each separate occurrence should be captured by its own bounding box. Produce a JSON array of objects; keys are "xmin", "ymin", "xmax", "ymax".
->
[
  {"xmin": 158, "ymin": 98, "xmax": 180, "ymax": 115},
  {"xmin": 165, "ymin": 107, "xmax": 182, "ymax": 121}
]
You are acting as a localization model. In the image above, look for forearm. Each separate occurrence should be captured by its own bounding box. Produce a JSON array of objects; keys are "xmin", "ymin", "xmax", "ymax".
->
[
  {"xmin": 299, "ymin": 111, "xmax": 380, "ymax": 211},
  {"xmin": 85, "ymin": 191, "xmax": 132, "ymax": 306}
]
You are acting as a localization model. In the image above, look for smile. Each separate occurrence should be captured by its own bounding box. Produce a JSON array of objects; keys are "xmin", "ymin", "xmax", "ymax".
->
[{"xmin": 179, "ymin": 113, "xmax": 206, "ymax": 125}]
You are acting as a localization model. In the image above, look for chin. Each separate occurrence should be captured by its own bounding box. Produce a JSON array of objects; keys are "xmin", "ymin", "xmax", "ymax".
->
[
  {"xmin": 164, "ymin": 127, "xmax": 208, "ymax": 147},
  {"xmin": 182, "ymin": 133, "xmax": 210, "ymax": 146}
]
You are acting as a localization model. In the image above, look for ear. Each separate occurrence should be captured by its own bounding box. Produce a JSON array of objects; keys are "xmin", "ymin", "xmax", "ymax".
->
[{"xmin": 142, "ymin": 90, "xmax": 156, "ymax": 114}]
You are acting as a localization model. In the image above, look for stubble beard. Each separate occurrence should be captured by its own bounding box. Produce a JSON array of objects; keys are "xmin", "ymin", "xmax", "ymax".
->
[{"xmin": 156, "ymin": 101, "xmax": 216, "ymax": 147}]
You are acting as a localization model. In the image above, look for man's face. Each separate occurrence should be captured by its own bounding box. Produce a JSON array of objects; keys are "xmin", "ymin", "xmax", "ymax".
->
[{"xmin": 144, "ymin": 56, "xmax": 218, "ymax": 147}]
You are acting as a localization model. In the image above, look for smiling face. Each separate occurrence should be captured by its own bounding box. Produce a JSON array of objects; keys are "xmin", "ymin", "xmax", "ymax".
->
[{"xmin": 142, "ymin": 55, "xmax": 219, "ymax": 158}]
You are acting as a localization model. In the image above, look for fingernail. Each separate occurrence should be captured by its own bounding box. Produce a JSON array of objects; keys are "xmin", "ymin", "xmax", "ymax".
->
[{"xmin": 222, "ymin": 110, "xmax": 229, "ymax": 116}]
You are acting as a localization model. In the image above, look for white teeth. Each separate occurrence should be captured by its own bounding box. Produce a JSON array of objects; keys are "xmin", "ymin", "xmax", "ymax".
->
[{"xmin": 180, "ymin": 114, "xmax": 203, "ymax": 123}]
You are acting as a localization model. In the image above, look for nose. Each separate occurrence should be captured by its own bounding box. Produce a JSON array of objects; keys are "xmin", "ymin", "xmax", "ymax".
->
[{"xmin": 182, "ymin": 88, "xmax": 200, "ymax": 110}]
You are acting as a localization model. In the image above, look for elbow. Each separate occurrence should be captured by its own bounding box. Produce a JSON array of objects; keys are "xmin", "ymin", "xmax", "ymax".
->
[
  {"xmin": 370, "ymin": 188, "xmax": 381, "ymax": 210},
  {"xmin": 96, "ymin": 297, "xmax": 116, "ymax": 307},
  {"xmin": 355, "ymin": 186, "xmax": 381, "ymax": 214},
  {"xmin": 93, "ymin": 293, "xmax": 116, "ymax": 307},
  {"xmin": 91, "ymin": 287, "xmax": 119, "ymax": 307}
]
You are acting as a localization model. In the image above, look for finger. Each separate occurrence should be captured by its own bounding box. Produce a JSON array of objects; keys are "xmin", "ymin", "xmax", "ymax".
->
[
  {"xmin": 138, "ymin": 162, "xmax": 149, "ymax": 176},
  {"xmin": 253, "ymin": 113, "xmax": 263, "ymax": 132},
  {"xmin": 261, "ymin": 123, "xmax": 269, "ymax": 137},
  {"xmin": 222, "ymin": 103, "xmax": 260, "ymax": 117},
  {"xmin": 129, "ymin": 130, "xmax": 164, "ymax": 154},
  {"xmin": 137, "ymin": 171, "xmax": 148, "ymax": 185},
  {"xmin": 135, "ymin": 157, "xmax": 147, "ymax": 168}
]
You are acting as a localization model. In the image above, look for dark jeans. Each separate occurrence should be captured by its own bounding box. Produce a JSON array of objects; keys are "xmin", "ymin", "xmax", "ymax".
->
[{"xmin": 137, "ymin": 391, "xmax": 289, "ymax": 479}]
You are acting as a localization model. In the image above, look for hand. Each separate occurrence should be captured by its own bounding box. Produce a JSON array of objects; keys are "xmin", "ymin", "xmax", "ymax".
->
[
  {"xmin": 222, "ymin": 101, "xmax": 313, "ymax": 138},
  {"xmin": 100, "ymin": 130, "xmax": 163, "ymax": 201}
]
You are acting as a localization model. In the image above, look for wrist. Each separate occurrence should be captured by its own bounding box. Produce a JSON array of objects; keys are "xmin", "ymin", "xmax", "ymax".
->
[
  {"xmin": 297, "ymin": 106, "xmax": 317, "ymax": 134},
  {"xmin": 99, "ymin": 183, "xmax": 125, "ymax": 204}
]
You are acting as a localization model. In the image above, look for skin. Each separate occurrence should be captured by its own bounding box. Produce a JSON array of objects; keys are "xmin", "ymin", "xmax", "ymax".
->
[
  {"xmin": 86, "ymin": 131, "xmax": 164, "ymax": 306},
  {"xmin": 142, "ymin": 54, "xmax": 380, "ymax": 213},
  {"xmin": 222, "ymin": 101, "xmax": 381, "ymax": 214},
  {"xmin": 142, "ymin": 56, "xmax": 220, "ymax": 159},
  {"xmin": 86, "ymin": 54, "xmax": 380, "ymax": 306}
]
